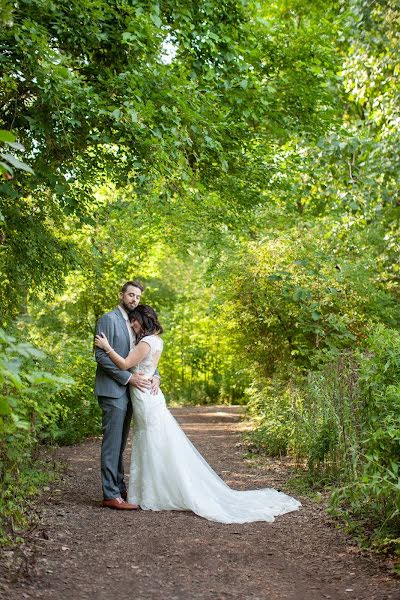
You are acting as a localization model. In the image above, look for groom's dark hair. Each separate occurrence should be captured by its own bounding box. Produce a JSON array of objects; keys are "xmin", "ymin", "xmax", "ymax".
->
[{"xmin": 121, "ymin": 280, "xmax": 144, "ymax": 293}]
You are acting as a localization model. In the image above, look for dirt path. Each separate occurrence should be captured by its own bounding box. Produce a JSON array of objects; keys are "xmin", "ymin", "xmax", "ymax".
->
[{"xmin": 0, "ymin": 406, "xmax": 399, "ymax": 600}]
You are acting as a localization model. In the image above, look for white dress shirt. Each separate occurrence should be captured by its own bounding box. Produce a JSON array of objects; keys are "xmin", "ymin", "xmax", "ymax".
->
[
  {"xmin": 118, "ymin": 305, "xmax": 136, "ymax": 349},
  {"xmin": 118, "ymin": 305, "xmax": 135, "ymax": 385}
]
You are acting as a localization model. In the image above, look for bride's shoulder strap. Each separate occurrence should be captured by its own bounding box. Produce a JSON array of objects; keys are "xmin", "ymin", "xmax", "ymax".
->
[
  {"xmin": 147, "ymin": 334, "xmax": 163, "ymax": 351},
  {"xmin": 140, "ymin": 334, "xmax": 158, "ymax": 348}
]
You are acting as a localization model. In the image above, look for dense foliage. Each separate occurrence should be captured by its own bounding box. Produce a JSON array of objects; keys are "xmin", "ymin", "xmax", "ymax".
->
[{"xmin": 0, "ymin": 0, "xmax": 399, "ymax": 558}]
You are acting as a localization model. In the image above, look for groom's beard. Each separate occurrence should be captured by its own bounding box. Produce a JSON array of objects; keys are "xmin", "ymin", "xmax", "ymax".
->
[{"xmin": 122, "ymin": 300, "xmax": 138, "ymax": 312}]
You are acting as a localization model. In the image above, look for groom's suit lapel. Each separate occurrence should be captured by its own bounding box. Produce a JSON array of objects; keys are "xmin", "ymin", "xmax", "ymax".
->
[{"xmin": 114, "ymin": 308, "xmax": 130, "ymax": 347}]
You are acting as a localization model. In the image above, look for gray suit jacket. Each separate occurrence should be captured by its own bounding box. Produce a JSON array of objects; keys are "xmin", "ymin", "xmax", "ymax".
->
[{"xmin": 94, "ymin": 308, "xmax": 132, "ymax": 399}]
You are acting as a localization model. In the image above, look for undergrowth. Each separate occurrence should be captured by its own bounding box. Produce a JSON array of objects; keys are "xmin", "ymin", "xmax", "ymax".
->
[{"xmin": 244, "ymin": 324, "xmax": 400, "ymax": 566}]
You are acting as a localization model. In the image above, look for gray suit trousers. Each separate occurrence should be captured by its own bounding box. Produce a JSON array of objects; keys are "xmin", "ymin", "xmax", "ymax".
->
[{"xmin": 98, "ymin": 390, "xmax": 132, "ymax": 500}]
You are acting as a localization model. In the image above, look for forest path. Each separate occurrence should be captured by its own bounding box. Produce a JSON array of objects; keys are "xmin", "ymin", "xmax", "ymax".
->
[{"xmin": 0, "ymin": 406, "xmax": 398, "ymax": 600}]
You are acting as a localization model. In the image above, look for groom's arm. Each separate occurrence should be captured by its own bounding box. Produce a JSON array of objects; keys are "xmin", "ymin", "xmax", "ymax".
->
[{"xmin": 94, "ymin": 315, "xmax": 132, "ymax": 385}]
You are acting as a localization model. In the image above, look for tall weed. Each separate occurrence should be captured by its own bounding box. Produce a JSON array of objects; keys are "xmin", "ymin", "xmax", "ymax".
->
[{"xmin": 246, "ymin": 324, "xmax": 400, "ymax": 555}]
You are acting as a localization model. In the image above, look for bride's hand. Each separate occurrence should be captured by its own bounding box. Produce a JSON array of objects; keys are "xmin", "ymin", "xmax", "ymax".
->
[{"xmin": 95, "ymin": 332, "xmax": 112, "ymax": 352}]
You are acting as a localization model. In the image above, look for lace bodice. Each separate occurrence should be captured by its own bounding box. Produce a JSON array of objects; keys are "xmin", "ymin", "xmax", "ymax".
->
[{"xmin": 131, "ymin": 334, "xmax": 163, "ymax": 376}]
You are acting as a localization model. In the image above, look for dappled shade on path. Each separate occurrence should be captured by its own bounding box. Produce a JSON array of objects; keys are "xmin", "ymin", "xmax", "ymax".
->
[{"xmin": 0, "ymin": 406, "xmax": 398, "ymax": 600}]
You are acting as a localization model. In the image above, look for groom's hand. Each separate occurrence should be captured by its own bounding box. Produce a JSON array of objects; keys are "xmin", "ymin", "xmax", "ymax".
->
[
  {"xmin": 129, "ymin": 372, "xmax": 151, "ymax": 392},
  {"xmin": 150, "ymin": 376, "xmax": 160, "ymax": 395}
]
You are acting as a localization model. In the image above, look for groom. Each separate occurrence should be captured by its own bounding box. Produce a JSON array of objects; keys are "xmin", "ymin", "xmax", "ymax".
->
[{"xmin": 94, "ymin": 280, "xmax": 160, "ymax": 510}]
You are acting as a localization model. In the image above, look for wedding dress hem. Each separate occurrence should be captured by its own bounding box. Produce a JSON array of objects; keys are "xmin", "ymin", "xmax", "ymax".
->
[{"xmin": 128, "ymin": 335, "xmax": 301, "ymax": 525}]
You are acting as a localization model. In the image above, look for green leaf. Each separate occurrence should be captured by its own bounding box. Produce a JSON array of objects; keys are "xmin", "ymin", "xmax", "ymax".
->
[
  {"xmin": 11, "ymin": 414, "xmax": 30, "ymax": 430},
  {"xmin": 128, "ymin": 109, "xmax": 138, "ymax": 123},
  {"xmin": 293, "ymin": 288, "xmax": 302, "ymax": 302},
  {"xmin": 151, "ymin": 14, "xmax": 162, "ymax": 27},
  {"xmin": 0, "ymin": 161, "xmax": 13, "ymax": 175},
  {"xmin": 57, "ymin": 66, "xmax": 69, "ymax": 78},
  {"xmin": 110, "ymin": 109, "xmax": 121, "ymax": 120},
  {"xmin": 122, "ymin": 32, "xmax": 136, "ymax": 43},
  {"xmin": 0, "ymin": 397, "xmax": 11, "ymax": 415},
  {"xmin": 0, "ymin": 153, "xmax": 34, "ymax": 174},
  {"xmin": 0, "ymin": 130, "xmax": 16, "ymax": 143},
  {"xmin": 25, "ymin": 371, "xmax": 74, "ymax": 385},
  {"xmin": 12, "ymin": 343, "xmax": 45, "ymax": 359},
  {"xmin": 5, "ymin": 141, "xmax": 25, "ymax": 151}
]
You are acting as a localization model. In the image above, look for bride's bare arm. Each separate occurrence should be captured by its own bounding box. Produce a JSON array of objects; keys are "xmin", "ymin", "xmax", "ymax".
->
[{"xmin": 95, "ymin": 333, "xmax": 150, "ymax": 369}]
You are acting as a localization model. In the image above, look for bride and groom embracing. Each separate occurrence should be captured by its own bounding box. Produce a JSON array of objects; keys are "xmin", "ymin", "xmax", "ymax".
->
[{"xmin": 94, "ymin": 280, "xmax": 301, "ymax": 523}]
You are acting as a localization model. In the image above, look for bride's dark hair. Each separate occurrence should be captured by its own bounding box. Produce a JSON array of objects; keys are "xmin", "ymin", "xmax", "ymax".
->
[{"xmin": 128, "ymin": 304, "xmax": 163, "ymax": 342}]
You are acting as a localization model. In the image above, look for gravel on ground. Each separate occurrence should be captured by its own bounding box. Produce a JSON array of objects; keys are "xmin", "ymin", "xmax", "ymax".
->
[{"xmin": 0, "ymin": 406, "xmax": 399, "ymax": 600}]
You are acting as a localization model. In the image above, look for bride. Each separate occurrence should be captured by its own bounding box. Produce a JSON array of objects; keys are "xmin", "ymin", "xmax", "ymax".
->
[{"xmin": 95, "ymin": 304, "xmax": 301, "ymax": 524}]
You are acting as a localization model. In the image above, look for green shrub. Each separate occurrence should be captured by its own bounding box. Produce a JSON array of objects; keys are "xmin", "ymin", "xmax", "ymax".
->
[
  {"xmin": 329, "ymin": 326, "xmax": 400, "ymax": 555},
  {"xmin": 51, "ymin": 346, "xmax": 101, "ymax": 444},
  {"xmin": 0, "ymin": 327, "xmax": 72, "ymax": 540},
  {"xmin": 244, "ymin": 376, "xmax": 301, "ymax": 457},
  {"xmin": 246, "ymin": 324, "xmax": 400, "ymax": 556}
]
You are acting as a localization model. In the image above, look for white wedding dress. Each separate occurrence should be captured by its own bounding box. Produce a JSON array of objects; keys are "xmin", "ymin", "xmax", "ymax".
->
[{"xmin": 128, "ymin": 335, "xmax": 301, "ymax": 523}]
